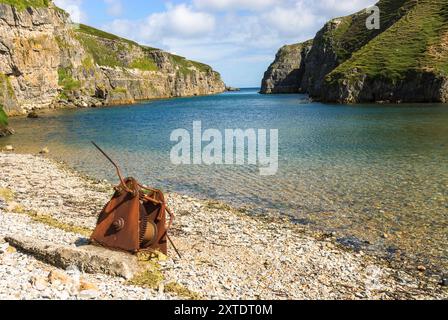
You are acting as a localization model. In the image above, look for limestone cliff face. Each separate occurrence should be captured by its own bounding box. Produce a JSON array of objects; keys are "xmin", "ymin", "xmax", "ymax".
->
[
  {"xmin": 260, "ymin": 41, "xmax": 312, "ymax": 94},
  {"xmin": 262, "ymin": 0, "xmax": 448, "ymax": 103},
  {"xmin": 0, "ymin": 2, "xmax": 225, "ymax": 116},
  {"xmin": 0, "ymin": 3, "xmax": 66, "ymax": 115}
]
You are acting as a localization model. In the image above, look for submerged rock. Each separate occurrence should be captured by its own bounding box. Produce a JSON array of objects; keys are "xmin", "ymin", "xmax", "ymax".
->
[
  {"xmin": 0, "ymin": 127, "xmax": 14, "ymax": 138},
  {"xmin": 27, "ymin": 112, "xmax": 39, "ymax": 119}
]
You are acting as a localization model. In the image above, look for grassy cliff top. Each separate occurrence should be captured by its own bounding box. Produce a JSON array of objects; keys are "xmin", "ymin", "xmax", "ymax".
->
[
  {"xmin": 0, "ymin": 0, "xmax": 50, "ymax": 10},
  {"xmin": 327, "ymin": 0, "xmax": 448, "ymax": 83},
  {"xmin": 324, "ymin": 0, "xmax": 416, "ymax": 64},
  {"xmin": 77, "ymin": 24, "xmax": 143, "ymax": 48},
  {"xmin": 279, "ymin": 40, "xmax": 312, "ymax": 54},
  {"xmin": 76, "ymin": 24, "xmax": 215, "ymax": 75}
]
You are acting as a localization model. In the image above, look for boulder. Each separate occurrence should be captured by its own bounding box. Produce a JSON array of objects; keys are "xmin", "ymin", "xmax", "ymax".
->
[
  {"xmin": 5, "ymin": 236, "xmax": 140, "ymax": 279},
  {"xmin": 0, "ymin": 127, "xmax": 14, "ymax": 137},
  {"xmin": 27, "ymin": 111, "xmax": 39, "ymax": 119}
]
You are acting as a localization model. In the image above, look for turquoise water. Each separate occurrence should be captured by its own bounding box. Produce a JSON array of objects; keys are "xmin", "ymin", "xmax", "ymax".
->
[{"xmin": 2, "ymin": 88, "xmax": 448, "ymax": 274}]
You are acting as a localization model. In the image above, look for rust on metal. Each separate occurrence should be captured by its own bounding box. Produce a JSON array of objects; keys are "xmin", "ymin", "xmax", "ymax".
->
[{"xmin": 90, "ymin": 142, "xmax": 181, "ymax": 258}]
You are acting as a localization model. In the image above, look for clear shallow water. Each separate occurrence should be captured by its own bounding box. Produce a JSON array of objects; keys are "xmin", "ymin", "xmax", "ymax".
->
[{"xmin": 2, "ymin": 88, "xmax": 448, "ymax": 273}]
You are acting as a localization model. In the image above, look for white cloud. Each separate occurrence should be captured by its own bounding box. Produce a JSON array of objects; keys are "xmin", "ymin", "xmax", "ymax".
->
[
  {"xmin": 263, "ymin": 2, "xmax": 321, "ymax": 37},
  {"xmin": 102, "ymin": 0, "xmax": 381, "ymax": 86},
  {"xmin": 104, "ymin": 0, "xmax": 123, "ymax": 16},
  {"xmin": 137, "ymin": 4, "xmax": 216, "ymax": 41},
  {"xmin": 193, "ymin": 0, "xmax": 280, "ymax": 11},
  {"xmin": 53, "ymin": 0, "xmax": 87, "ymax": 23},
  {"xmin": 315, "ymin": 0, "xmax": 376, "ymax": 15}
]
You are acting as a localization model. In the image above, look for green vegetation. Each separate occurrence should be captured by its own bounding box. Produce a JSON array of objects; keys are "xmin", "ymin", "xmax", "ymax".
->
[
  {"xmin": 76, "ymin": 33, "xmax": 124, "ymax": 68},
  {"xmin": 0, "ymin": 74, "xmax": 15, "ymax": 124},
  {"xmin": 76, "ymin": 23, "xmax": 214, "ymax": 75},
  {"xmin": 0, "ymin": 188, "xmax": 93, "ymax": 237},
  {"xmin": 1, "ymin": 187, "xmax": 91, "ymax": 237},
  {"xmin": 325, "ymin": 0, "xmax": 415, "ymax": 63},
  {"xmin": 128, "ymin": 253, "xmax": 201, "ymax": 299},
  {"xmin": 77, "ymin": 31, "xmax": 161, "ymax": 72},
  {"xmin": 111, "ymin": 87, "xmax": 127, "ymax": 94},
  {"xmin": 170, "ymin": 55, "xmax": 193, "ymax": 75},
  {"xmin": 170, "ymin": 55, "xmax": 212, "ymax": 75},
  {"xmin": 130, "ymin": 58, "xmax": 158, "ymax": 71},
  {"xmin": 0, "ymin": 188, "xmax": 14, "ymax": 201},
  {"xmin": 58, "ymin": 67, "xmax": 80, "ymax": 92},
  {"xmin": 326, "ymin": 0, "xmax": 448, "ymax": 83},
  {"xmin": 81, "ymin": 57, "xmax": 95, "ymax": 72},
  {"xmin": 0, "ymin": 0, "xmax": 49, "ymax": 10},
  {"xmin": 190, "ymin": 60, "xmax": 212, "ymax": 73},
  {"xmin": 55, "ymin": 36, "xmax": 69, "ymax": 50},
  {"xmin": 0, "ymin": 106, "xmax": 7, "ymax": 127},
  {"xmin": 165, "ymin": 282, "xmax": 202, "ymax": 300},
  {"xmin": 12, "ymin": 204, "xmax": 92, "ymax": 237},
  {"xmin": 128, "ymin": 266, "xmax": 202, "ymax": 299},
  {"xmin": 0, "ymin": 73, "xmax": 15, "ymax": 97},
  {"xmin": 127, "ymin": 260, "xmax": 164, "ymax": 290},
  {"xmin": 77, "ymin": 24, "xmax": 138, "ymax": 46}
]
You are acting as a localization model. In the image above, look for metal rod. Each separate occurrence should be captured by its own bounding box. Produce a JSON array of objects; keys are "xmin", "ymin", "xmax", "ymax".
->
[
  {"xmin": 91, "ymin": 141, "xmax": 128, "ymax": 190},
  {"xmin": 167, "ymin": 235, "xmax": 182, "ymax": 259}
]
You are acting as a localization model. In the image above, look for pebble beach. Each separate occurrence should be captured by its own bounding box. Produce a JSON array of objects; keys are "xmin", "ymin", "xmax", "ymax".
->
[{"xmin": 0, "ymin": 152, "xmax": 446, "ymax": 300}]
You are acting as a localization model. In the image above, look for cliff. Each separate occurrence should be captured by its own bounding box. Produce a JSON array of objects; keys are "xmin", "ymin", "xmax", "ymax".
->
[
  {"xmin": 260, "ymin": 41, "xmax": 312, "ymax": 94},
  {"xmin": 0, "ymin": 1, "xmax": 225, "ymax": 116},
  {"xmin": 261, "ymin": 0, "xmax": 448, "ymax": 103}
]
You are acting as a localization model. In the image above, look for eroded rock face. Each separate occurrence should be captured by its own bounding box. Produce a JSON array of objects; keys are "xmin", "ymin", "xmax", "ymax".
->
[
  {"xmin": 0, "ymin": 4, "xmax": 66, "ymax": 115},
  {"xmin": 299, "ymin": 20, "xmax": 343, "ymax": 97},
  {"xmin": 322, "ymin": 70, "xmax": 448, "ymax": 103},
  {"xmin": 260, "ymin": 41, "xmax": 312, "ymax": 94},
  {"xmin": 0, "ymin": 3, "xmax": 225, "ymax": 116}
]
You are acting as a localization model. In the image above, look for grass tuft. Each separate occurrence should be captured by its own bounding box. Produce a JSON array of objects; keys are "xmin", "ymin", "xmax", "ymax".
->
[
  {"xmin": 130, "ymin": 58, "xmax": 158, "ymax": 71},
  {"xmin": 127, "ymin": 259, "xmax": 164, "ymax": 290},
  {"xmin": 327, "ymin": 0, "xmax": 448, "ymax": 83},
  {"xmin": 165, "ymin": 282, "xmax": 202, "ymax": 300},
  {"xmin": 58, "ymin": 68, "xmax": 81, "ymax": 97},
  {"xmin": 0, "ymin": 105, "xmax": 8, "ymax": 127},
  {"xmin": 11, "ymin": 204, "xmax": 92, "ymax": 237},
  {"xmin": 0, "ymin": 188, "xmax": 14, "ymax": 202},
  {"xmin": 0, "ymin": 0, "xmax": 50, "ymax": 11}
]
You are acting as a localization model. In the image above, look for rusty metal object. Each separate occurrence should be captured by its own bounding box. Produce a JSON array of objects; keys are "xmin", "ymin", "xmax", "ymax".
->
[{"xmin": 90, "ymin": 142, "xmax": 180, "ymax": 257}]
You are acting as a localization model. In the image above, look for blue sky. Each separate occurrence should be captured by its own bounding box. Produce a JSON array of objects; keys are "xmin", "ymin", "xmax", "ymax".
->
[{"xmin": 54, "ymin": 0, "xmax": 375, "ymax": 87}]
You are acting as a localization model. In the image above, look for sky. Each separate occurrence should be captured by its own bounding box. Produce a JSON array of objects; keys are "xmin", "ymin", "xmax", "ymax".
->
[{"xmin": 53, "ymin": 0, "xmax": 376, "ymax": 87}]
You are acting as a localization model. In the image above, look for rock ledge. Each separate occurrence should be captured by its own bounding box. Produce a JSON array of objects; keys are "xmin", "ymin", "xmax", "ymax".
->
[{"xmin": 6, "ymin": 236, "xmax": 139, "ymax": 280}]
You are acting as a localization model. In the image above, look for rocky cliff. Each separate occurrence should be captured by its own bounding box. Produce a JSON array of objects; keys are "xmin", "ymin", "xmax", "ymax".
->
[
  {"xmin": 261, "ymin": 0, "xmax": 448, "ymax": 103},
  {"xmin": 260, "ymin": 41, "xmax": 312, "ymax": 94},
  {"xmin": 0, "ymin": 1, "xmax": 225, "ymax": 116}
]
